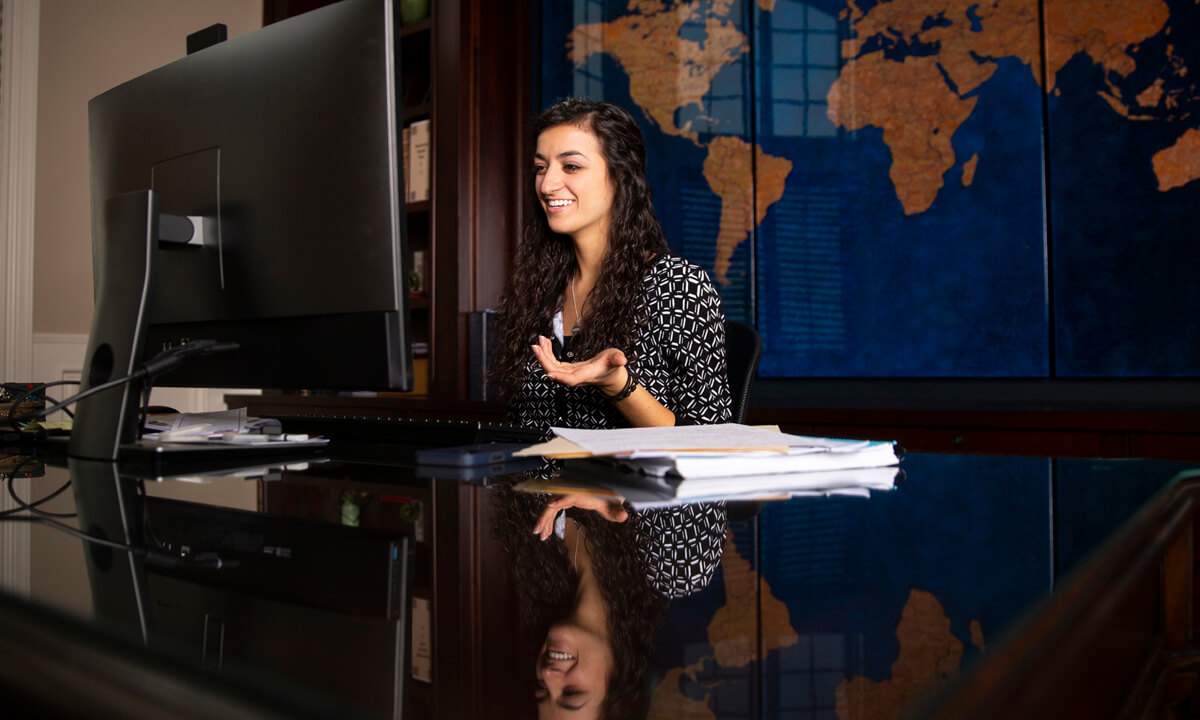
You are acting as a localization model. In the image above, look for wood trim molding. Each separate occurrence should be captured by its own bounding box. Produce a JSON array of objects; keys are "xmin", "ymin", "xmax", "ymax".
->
[
  {"xmin": 1, "ymin": 0, "xmax": 39, "ymax": 385},
  {"xmin": 0, "ymin": 0, "xmax": 40, "ymax": 600}
]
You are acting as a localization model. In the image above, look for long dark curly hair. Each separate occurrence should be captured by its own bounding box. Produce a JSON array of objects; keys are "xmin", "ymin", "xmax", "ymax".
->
[
  {"xmin": 492, "ymin": 482, "xmax": 669, "ymax": 719},
  {"xmin": 492, "ymin": 98, "xmax": 670, "ymax": 398}
]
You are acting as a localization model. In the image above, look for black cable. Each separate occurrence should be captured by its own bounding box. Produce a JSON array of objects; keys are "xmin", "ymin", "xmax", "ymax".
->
[
  {"xmin": 0, "ymin": 514, "xmax": 238, "ymax": 569},
  {"xmin": 3, "ymin": 476, "xmax": 75, "ymax": 519},
  {"xmin": 1, "ymin": 514, "xmax": 131, "ymax": 551},
  {"xmin": 6, "ymin": 380, "xmax": 79, "ymax": 432},
  {"xmin": 3, "ymin": 471, "xmax": 238, "ymax": 569},
  {"xmin": 6, "ymin": 340, "xmax": 239, "ymax": 429},
  {"xmin": 18, "ymin": 374, "xmax": 144, "ymax": 423}
]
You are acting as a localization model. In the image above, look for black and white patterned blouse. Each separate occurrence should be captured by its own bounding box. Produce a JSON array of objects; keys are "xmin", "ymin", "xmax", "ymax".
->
[
  {"xmin": 515, "ymin": 253, "xmax": 733, "ymax": 598},
  {"xmin": 507, "ymin": 253, "xmax": 733, "ymax": 429},
  {"xmin": 632, "ymin": 501, "xmax": 727, "ymax": 598}
]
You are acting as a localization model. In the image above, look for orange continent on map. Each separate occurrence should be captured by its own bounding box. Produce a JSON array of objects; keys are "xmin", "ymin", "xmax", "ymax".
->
[
  {"xmin": 567, "ymin": 1, "xmax": 746, "ymax": 142},
  {"xmin": 835, "ymin": 590, "xmax": 972, "ymax": 720},
  {"xmin": 702, "ymin": 137, "xmax": 792, "ymax": 283},
  {"xmin": 1153, "ymin": 127, "xmax": 1200, "ymax": 191}
]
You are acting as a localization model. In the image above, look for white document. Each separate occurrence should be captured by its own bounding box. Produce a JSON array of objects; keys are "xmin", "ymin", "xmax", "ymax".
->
[
  {"xmin": 550, "ymin": 423, "xmax": 869, "ymax": 457},
  {"xmin": 143, "ymin": 408, "xmax": 249, "ymax": 438}
]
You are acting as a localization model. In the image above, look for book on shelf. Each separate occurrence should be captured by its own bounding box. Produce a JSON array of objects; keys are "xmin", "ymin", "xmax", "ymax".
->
[
  {"xmin": 402, "ymin": 125, "xmax": 411, "ymax": 204},
  {"xmin": 407, "ymin": 119, "xmax": 430, "ymax": 203}
]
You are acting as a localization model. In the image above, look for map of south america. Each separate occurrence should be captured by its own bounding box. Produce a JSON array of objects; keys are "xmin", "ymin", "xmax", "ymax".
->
[{"xmin": 568, "ymin": 0, "xmax": 793, "ymax": 284}]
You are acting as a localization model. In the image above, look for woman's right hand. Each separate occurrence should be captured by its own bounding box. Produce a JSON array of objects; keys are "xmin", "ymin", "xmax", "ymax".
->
[{"xmin": 531, "ymin": 336, "xmax": 629, "ymax": 395}]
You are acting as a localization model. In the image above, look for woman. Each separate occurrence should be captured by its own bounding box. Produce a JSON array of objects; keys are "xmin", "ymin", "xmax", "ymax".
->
[
  {"xmin": 492, "ymin": 482, "xmax": 726, "ymax": 719},
  {"xmin": 493, "ymin": 98, "xmax": 732, "ymax": 430},
  {"xmin": 490, "ymin": 99, "xmax": 733, "ymax": 716}
]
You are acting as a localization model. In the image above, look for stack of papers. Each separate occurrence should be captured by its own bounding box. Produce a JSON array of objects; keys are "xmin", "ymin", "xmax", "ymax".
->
[
  {"xmin": 514, "ymin": 424, "xmax": 902, "ymax": 506},
  {"xmin": 142, "ymin": 409, "xmax": 327, "ymax": 447}
]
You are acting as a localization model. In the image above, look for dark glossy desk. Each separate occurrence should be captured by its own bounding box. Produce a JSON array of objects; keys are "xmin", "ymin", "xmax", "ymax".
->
[{"xmin": 3, "ymin": 449, "xmax": 1200, "ymax": 719}]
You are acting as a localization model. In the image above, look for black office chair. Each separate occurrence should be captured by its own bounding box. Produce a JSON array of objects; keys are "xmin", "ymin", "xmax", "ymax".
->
[
  {"xmin": 724, "ymin": 320, "xmax": 762, "ymax": 424},
  {"xmin": 724, "ymin": 320, "xmax": 764, "ymax": 523}
]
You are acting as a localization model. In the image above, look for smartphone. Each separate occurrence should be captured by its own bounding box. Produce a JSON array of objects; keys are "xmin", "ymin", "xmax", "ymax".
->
[
  {"xmin": 414, "ymin": 456, "xmax": 542, "ymax": 483},
  {"xmin": 414, "ymin": 442, "xmax": 529, "ymax": 467}
]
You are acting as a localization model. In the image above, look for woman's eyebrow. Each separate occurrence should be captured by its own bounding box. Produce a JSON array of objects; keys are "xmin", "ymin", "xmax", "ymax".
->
[{"xmin": 533, "ymin": 150, "xmax": 589, "ymax": 161}]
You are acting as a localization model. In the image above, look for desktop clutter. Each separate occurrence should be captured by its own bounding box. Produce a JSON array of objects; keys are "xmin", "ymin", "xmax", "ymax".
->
[
  {"xmin": 6, "ymin": 386, "xmax": 902, "ymax": 508},
  {"xmin": 414, "ymin": 423, "xmax": 903, "ymax": 509}
]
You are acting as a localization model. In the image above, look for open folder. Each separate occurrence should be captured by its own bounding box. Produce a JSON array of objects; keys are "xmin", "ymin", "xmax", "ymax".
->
[{"xmin": 515, "ymin": 423, "xmax": 900, "ymax": 479}]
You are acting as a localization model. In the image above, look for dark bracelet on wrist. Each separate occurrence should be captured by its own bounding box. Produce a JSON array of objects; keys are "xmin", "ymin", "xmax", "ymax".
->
[{"xmin": 604, "ymin": 367, "xmax": 638, "ymax": 402}]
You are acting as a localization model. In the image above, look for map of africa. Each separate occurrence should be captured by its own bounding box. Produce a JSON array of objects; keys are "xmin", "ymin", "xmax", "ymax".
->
[{"xmin": 542, "ymin": 0, "xmax": 1200, "ymax": 378}]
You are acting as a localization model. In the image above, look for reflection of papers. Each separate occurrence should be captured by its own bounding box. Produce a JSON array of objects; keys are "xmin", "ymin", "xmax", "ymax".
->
[
  {"xmin": 159, "ymin": 459, "xmax": 321, "ymax": 485},
  {"xmin": 513, "ymin": 424, "xmax": 898, "ymax": 479},
  {"xmin": 624, "ymin": 441, "xmax": 899, "ymax": 478},
  {"xmin": 547, "ymin": 461, "xmax": 901, "ymax": 509},
  {"xmin": 653, "ymin": 465, "xmax": 900, "ymax": 500}
]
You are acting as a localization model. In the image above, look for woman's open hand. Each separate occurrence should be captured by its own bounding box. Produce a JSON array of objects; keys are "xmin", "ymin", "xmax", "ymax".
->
[
  {"xmin": 533, "ymin": 493, "xmax": 629, "ymax": 540},
  {"xmin": 531, "ymin": 335, "xmax": 627, "ymax": 394}
]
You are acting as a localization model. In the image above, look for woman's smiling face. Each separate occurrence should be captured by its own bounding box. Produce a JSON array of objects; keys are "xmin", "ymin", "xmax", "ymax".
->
[
  {"xmin": 535, "ymin": 621, "xmax": 613, "ymax": 718},
  {"xmin": 533, "ymin": 123, "xmax": 615, "ymax": 246}
]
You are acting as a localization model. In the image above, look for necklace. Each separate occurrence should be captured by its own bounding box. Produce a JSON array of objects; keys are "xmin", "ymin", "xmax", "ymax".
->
[{"xmin": 569, "ymin": 277, "xmax": 582, "ymax": 335}]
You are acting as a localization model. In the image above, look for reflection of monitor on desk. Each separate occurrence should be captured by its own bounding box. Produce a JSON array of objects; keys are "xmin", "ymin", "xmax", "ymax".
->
[
  {"xmin": 71, "ymin": 0, "xmax": 413, "ymax": 460},
  {"xmin": 69, "ymin": 458, "xmax": 414, "ymax": 718}
]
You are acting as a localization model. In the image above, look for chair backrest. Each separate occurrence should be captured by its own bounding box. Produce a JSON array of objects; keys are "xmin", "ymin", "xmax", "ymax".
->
[{"xmin": 724, "ymin": 320, "xmax": 762, "ymax": 423}]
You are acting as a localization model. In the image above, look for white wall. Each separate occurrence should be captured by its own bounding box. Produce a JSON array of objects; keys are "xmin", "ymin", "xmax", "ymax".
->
[
  {"xmin": 34, "ymin": 0, "xmax": 262, "ymax": 336},
  {"xmin": 5, "ymin": 0, "xmax": 263, "ymax": 601},
  {"xmin": 28, "ymin": 0, "xmax": 264, "ymax": 418}
]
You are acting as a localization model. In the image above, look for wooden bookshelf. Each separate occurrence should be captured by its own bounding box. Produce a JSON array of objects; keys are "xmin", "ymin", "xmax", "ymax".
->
[{"xmin": 266, "ymin": 0, "xmax": 530, "ymax": 402}]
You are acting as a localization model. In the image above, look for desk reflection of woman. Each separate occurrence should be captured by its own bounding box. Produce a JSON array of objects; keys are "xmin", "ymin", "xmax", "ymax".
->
[
  {"xmin": 491, "ymin": 99, "xmax": 732, "ymax": 718},
  {"xmin": 493, "ymin": 484, "xmax": 725, "ymax": 719}
]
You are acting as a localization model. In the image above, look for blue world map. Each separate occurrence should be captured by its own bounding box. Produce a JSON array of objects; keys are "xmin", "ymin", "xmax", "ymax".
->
[{"xmin": 540, "ymin": 0, "xmax": 1200, "ymax": 378}]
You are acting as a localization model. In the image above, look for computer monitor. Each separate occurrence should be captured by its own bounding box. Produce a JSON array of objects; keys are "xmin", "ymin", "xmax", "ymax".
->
[{"xmin": 71, "ymin": 0, "xmax": 412, "ymax": 460}]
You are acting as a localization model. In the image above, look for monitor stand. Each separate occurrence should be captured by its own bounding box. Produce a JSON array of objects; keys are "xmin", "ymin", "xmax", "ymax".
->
[{"xmin": 70, "ymin": 190, "xmax": 159, "ymax": 461}]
